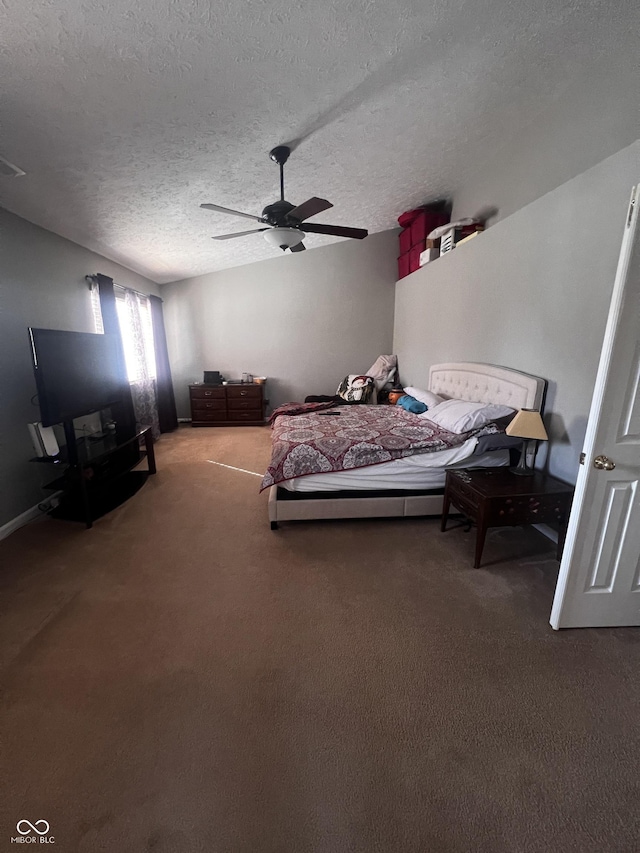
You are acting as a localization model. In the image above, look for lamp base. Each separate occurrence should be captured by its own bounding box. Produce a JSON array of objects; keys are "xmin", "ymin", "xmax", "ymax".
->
[
  {"xmin": 511, "ymin": 438, "xmax": 534, "ymax": 475},
  {"xmin": 511, "ymin": 466, "xmax": 534, "ymax": 476}
]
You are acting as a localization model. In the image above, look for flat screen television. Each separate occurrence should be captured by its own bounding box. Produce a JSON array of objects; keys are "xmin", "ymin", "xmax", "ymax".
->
[{"xmin": 29, "ymin": 328, "xmax": 126, "ymax": 427}]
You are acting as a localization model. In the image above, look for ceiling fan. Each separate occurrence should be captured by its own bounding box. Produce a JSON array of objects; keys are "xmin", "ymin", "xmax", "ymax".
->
[{"xmin": 201, "ymin": 146, "xmax": 368, "ymax": 252}]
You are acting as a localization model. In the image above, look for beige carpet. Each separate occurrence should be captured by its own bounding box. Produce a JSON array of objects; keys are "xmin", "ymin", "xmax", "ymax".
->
[{"xmin": 1, "ymin": 426, "xmax": 639, "ymax": 852}]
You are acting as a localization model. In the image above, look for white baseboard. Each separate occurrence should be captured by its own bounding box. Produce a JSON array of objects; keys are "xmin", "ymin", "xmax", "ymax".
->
[
  {"xmin": 0, "ymin": 493, "xmax": 62, "ymax": 542},
  {"xmin": 177, "ymin": 417, "xmax": 192, "ymax": 423},
  {"xmin": 533, "ymin": 523, "xmax": 559, "ymax": 544},
  {"xmin": 0, "ymin": 503, "xmax": 45, "ymax": 542}
]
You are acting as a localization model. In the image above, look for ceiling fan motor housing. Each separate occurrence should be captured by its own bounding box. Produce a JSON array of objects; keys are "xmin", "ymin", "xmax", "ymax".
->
[{"xmin": 261, "ymin": 200, "xmax": 298, "ymax": 226}]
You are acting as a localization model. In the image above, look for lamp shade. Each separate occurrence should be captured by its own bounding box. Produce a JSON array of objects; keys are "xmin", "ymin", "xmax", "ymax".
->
[
  {"xmin": 263, "ymin": 227, "xmax": 304, "ymax": 250},
  {"xmin": 506, "ymin": 408, "xmax": 548, "ymax": 441}
]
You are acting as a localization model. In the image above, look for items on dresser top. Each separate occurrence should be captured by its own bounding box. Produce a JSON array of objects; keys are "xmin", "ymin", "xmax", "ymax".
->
[
  {"xmin": 203, "ymin": 370, "xmax": 224, "ymax": 385},
  {"xmin": 189, "ymin": 382, "xmax": 266, "ymax": 426}
]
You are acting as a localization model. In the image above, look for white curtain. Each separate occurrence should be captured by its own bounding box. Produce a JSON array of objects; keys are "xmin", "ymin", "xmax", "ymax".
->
[{"xmin": 117, "ymin": 290, "xmax": 160, "ymax": 439}]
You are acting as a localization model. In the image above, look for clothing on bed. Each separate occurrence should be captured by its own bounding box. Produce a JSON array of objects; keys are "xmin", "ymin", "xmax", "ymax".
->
[
  {"xmin": 403, "ymin": 386, "xmax": 444, "ymax": 409},
  {"xmin": 397, "ymin": 394, "xmax": 428, "ymax": 414},
  {"xmin": 366, "ymin": 354, "xmax": 398, "ymax": 390},
  {"xmin": 260, "ymin": 404, "xmax": 502, "ymax": 491},
  {"xmin": 301, "ymin": 354, "xmax": 398, "ymax": 406},
  {"xmin": 268, "ymin": 400, "xmax": 341, "ymax": 423}
]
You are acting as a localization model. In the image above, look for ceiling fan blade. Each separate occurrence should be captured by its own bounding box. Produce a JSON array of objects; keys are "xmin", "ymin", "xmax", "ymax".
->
[
  {"xmin": 287, "ymin": 197, "xmax": 333, "ymax": 222},
  {"xmin": 289, "ymin": 242, "xmax": 306, "ymax": 252},
  {"xmin": 201, "ymin": 203, "xmax": 266, "ymax": 223},
  {"xmin": 303, "ymin": 223, "xmax": 368, "ymax": 240},
  {"xmin": 211, "ymin": 228, "xmax": 269, "ymax": 240}
]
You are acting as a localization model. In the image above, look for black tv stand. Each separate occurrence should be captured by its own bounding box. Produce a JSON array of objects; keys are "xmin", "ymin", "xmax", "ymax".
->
[{"xmin": 37, "ymin": 427, "xmax": 156, "ymax": 528}]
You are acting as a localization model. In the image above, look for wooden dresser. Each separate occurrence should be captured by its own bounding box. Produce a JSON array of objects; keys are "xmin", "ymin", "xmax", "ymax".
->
[{"xmin": 189, "ymin": 384, "xmax": 266, "ymax": 427}]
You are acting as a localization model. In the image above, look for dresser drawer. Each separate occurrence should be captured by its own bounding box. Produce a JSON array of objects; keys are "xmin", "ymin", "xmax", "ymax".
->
[
  {"xmin": 486, "ymin": 494, "xmax": 570, "ymax": 526},
  {"xmin": 449, "ymin": 491, "xmax": 479, "ymax": 521},
  {"xmin": 226, "ymin": 385, "xmax": 262, "ymax": 399},
  {"xmin": 190, "ymin": 385, "xmax": 226, "ymax": 400},
  {"xmin": 229, "ymin": 409, "xmax": 263, "ymax": 422},
  {"xmin": 192, "ymin": 410, "xmax": 228, "ymax": 422},
  {"xmin": 228, "ymin": 397, "xmax": 263, "ymax": 412},
  {"xmin": 450, "ymin": 478, "xmax": 479, "ymax": 505},
  {"xmin": 191, "ymin": 397, "xmax": 227, "ymax": 412}
]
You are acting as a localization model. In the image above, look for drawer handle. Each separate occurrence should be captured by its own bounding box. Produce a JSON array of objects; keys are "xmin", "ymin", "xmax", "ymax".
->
[{"xmin": 205, "ymin": 391, "xmax": 212, "ymax": 397}]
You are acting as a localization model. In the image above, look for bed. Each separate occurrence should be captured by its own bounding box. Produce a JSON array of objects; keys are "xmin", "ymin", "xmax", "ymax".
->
[{"xmin": 265, "ymin": 362, "xmax": 547, "ymax": 528}]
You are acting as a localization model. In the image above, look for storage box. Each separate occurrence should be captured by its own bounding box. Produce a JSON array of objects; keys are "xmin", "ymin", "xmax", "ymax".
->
[
  {"xmin": 455, "ymin": 231, "xmax": 480, "ymax": 247},
  {"xmin": 397, "ymin": 253, "xmax": 410, "ymax": 279},
  {"xmin": 419, "ymin": 247, "xmax": 440, "ymax": 265},
  {"xmin": 440, "ymin": 228, "xmax": 456, "ymax": 255},
  {"xmin": 459, "ymin": 223, "xmax": 484, "ymax": 239},
  {"xmin": 409, "ymin": 245, "xmax": 422, "ymax": 273},
  {"xmin": 398, "ymin": 227, "xmax": 412, "ymax": 254},
  {"xmin": 410, "ymin": 209, "xmax": 450, "ymax": 246}
]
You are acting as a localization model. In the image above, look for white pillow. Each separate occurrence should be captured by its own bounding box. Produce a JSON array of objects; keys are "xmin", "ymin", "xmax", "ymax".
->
[
  {"xmin": 403, "ymin": 386, "xmax": 444, "ymax": 409},
  {"xmin": 423, "ymin": 399, "xmax": 515, "ymax": 434}
]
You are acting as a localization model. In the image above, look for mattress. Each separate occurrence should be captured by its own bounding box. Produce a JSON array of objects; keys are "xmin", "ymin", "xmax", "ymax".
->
[{"xmin": 280, "ymin": 437, "xmax": 510, "ymax": 492}]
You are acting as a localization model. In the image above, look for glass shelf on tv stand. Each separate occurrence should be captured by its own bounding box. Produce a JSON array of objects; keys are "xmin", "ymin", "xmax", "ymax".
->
[{"xmin": 32, "ymin": 427, "xmax": 156, "ymax": 528}]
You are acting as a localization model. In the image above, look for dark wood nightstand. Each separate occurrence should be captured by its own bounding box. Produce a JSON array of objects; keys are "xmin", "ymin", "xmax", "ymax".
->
[{"xmin": 441, "ymin": 468, "xmax": 574, "ymax": 568}]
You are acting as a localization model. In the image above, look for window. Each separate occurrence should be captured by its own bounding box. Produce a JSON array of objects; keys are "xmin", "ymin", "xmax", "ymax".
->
[
  {"xmin": 115, "ymin": 292, "xmax": 157, "ymax": 383},
  {"xmin": 90, "ymin": 283, "xmax": 157, "ymax": 383}
]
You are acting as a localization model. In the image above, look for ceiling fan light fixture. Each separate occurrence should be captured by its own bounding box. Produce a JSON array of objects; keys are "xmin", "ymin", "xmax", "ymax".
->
[{"xmin": 263, "ymin": 227, "xmax": 304, "ymax": 251}]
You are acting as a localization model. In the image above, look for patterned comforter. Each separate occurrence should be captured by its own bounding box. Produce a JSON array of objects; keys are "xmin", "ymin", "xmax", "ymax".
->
[{"xmin": 260, "ymin": 404, "xmax": 499, "ymax": 491}]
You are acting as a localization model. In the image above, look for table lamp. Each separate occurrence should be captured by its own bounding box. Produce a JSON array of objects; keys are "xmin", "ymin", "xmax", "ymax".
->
[{"xmin": 505, "ymin": 408, "xmax": 548, "ymax": 475}]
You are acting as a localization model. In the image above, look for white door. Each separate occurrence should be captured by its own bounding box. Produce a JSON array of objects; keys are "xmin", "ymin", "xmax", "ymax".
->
[{"xmin": 551, "ymin": 186, "xmax": 640, "ymax": 629}]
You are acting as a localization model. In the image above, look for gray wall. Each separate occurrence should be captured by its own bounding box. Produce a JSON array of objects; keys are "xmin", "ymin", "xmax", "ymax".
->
[
  {"xmin": 162, "ymin": 230, "xmax": 398, "ymax": 416},
  {"xmin": 394, "ymin": 139, "xmax": 640, "ymax": 485},
  {"xmin": 451, "ymin": 51, "xmax": 640, "ymax": 227},
  {"xmin": 0, "ymin": 207, "xmax": 159, "ymax": 528}
]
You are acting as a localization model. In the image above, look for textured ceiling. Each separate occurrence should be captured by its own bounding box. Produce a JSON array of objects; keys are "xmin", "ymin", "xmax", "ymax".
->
[{"xmin": 0, "ymin": 0, "xmax": 637, "ymax": 283}]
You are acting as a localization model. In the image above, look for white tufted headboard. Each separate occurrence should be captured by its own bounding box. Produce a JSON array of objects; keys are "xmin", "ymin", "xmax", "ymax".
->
[{"xmin": 428, "ymin": 362, "xmax": 546, "ymax": 411}]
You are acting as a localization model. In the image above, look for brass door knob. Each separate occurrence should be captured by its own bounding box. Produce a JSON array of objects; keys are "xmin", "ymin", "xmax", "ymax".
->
[{"xmin": 593, "ymin": 455, "xmax": 616, "ymax": 471}]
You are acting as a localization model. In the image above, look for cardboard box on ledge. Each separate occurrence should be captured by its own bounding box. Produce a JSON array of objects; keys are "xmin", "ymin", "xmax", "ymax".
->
[{"xmin": 419, "ymin": 247, "xmax": 440, "ymax": 265}]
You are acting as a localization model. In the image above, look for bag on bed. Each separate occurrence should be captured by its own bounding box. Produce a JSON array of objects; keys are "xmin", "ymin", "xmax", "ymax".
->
[{"xmin": 336, "ymin": 374, "xmax": 376, "ymax": 403}]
